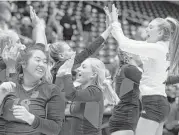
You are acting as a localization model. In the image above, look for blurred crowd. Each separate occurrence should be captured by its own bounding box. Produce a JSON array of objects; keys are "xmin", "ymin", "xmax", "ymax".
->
[{"xmin": 3, "ymin": 1, "xmax": 96, "ymax": 46}]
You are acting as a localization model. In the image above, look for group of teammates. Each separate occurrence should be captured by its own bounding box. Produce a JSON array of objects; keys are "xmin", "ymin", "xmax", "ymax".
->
[{"xmin": 0, "ymin": 4, "xmax": 179, "ymax": 135}]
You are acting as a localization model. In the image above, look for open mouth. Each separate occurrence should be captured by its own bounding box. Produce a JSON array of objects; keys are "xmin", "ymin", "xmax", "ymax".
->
[
  {"xmin": 36, "ymin": 68, "xmax": 44, "ymax": 74},
  {"xmin": 146, "ymin": 34, "xmax": 150, "ymax": 40},
  {"xmin": 78, "ymin": 72, "xmax": 82, "ymax": 77},
  {"xmin": 76, "ymin": 72, "xmax": 82, "ymax": 79}
]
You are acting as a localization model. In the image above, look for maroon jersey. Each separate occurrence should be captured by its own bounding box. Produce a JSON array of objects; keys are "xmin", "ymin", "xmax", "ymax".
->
[{"xmin": 1, "ymin": 81, "xmax": 65, "ymax": 135}]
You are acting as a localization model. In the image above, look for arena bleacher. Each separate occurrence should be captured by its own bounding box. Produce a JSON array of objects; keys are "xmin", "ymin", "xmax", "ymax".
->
[
  {"xmin": 57, "ymin": 1, "xmax": 179, "ymax": 64},
  {"xmin": 11, "ymin": 1, "xmax": 179, "ymax": 65}
]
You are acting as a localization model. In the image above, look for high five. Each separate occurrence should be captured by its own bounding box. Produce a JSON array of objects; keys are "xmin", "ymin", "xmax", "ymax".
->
[{"xmin": 105, "ymin": 4, "xmax": 179, "ymax": 135}]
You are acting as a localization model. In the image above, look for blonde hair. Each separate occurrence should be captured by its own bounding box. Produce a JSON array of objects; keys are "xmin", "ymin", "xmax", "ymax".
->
[
  {"xmin": 45, "ymin": 63, "xmax": 53, "ymax": 83},
  {"xmin": 154, "ymin": 18, "xmax": 172, "ymax": 41},
  {"xmin": 87, "ymin": 58, "xmax": 106, "ymax": 90},
  {"xmin": 165, "ymin": 17, "xmax": 179, "ymax": 74},
  {"xmin": 49, "ymin": 41, "xmax": 69, "ymax": 62},
  {"xmin": 88, "ymin": 58, "xmax": 119, "ymax": 105},
  {"xmin": 103, "ymin": 69, "xmax": 120, "ymax": 106},
  {"xmin": 153, "ymin": 17, "xmax": 179, "ymax": 74}
]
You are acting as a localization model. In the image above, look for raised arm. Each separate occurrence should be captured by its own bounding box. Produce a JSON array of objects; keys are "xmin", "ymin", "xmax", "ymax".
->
[
  {"xmin": 32, "ymin": 21, "xmax": 47, "ymax": 46},
  {"xmin": 105, "ymin": 4, "xmax": 168, "ymax": 59},
  {"xmin": 62, "ymin": 75, "xmax": 103, "ymax": 102},
  {"xmin": 31, "ymin": 86, "xmax": 65, "ymax": 135},
  {"xmin": 48, "ymin": 8, "xmax": 63, "ymax": 41},
  {"xmin": 111, "ymin": 22, "xmax": 166, "ymax": 59},
  {"xmin": 74, "ymin": 26, "xmax": 111, "ymax": 66},
  {"xmin": 30, "ymin": 6, "xmax": 48, "ymax": 50}
]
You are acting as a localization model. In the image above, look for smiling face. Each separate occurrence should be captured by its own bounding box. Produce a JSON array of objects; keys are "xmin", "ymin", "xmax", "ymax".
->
[
  {"xmin": 23, "ymin": 50, "xmax": 48, "ymax": 82},
  {"xmin": 145, "ymin": 19, "xmax": 164, "ymax": 43},
  {"xmin": 75, "ymin": 58, "xmax": 106, "ymax": 88},
  {"xmin": 75, "ymin": 59, "xmax": 94, "ymax": 85}
]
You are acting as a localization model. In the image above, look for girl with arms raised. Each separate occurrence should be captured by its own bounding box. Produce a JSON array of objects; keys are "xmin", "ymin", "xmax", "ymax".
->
[{"xmin": 106, "ymin": 4, "xmax": 179, "ymax": 135}]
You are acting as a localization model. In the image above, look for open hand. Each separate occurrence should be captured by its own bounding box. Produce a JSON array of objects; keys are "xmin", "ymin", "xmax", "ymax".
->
[
  {"xmin": 104, "ymin": 6, "xmax": 112, "ymax": 27},
  {"xmin": 111, "ymin": 4, "xmax": 119, "ymax": 22},
  {"xmin": 2, "ymin": 42, "xmax": 26, "ymax": 69},
  {"xmin": 57, "ymin": 53, "xmax": 76, "ymax": 77},
  {"xmin": 30, "ymin": 6, "xmax": 45, "ymax": 28}
]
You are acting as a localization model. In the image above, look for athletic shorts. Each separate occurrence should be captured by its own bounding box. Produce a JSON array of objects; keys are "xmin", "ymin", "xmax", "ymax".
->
[
  {"xmin": 109, "ymin": 90, "xmax": 141, "ymax": 133},
  {"xmin": 141, "ymin": 95, "xmax": 170, "ymax": 123}
]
